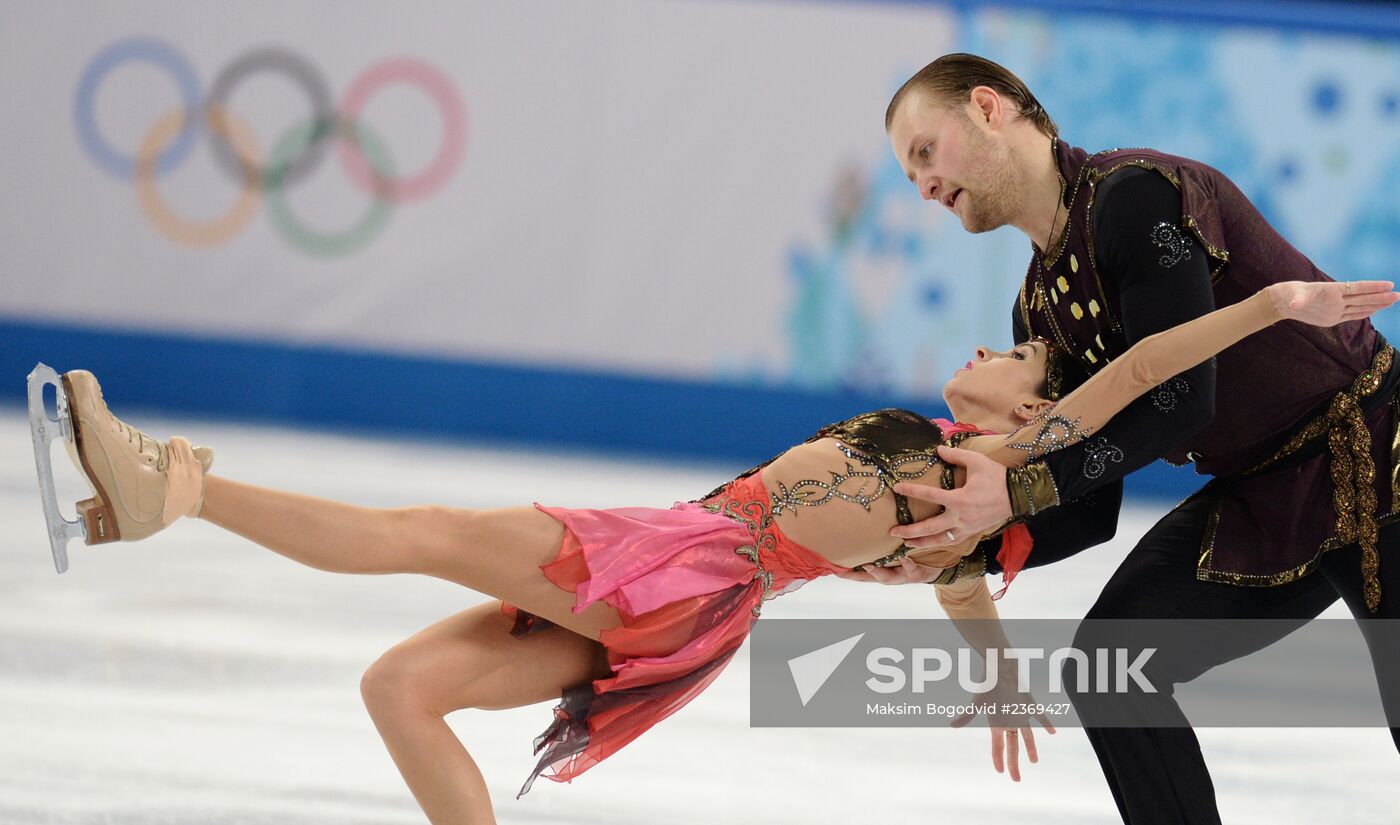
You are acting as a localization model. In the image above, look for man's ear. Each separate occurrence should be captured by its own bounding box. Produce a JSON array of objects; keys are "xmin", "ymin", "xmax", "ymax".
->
[{"xmin": 968, "ymin": 85, "xmax": 1002, "ymax": 128}]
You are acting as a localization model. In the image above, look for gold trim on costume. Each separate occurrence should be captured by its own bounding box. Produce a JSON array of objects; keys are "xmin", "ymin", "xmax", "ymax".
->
[
  {"xmin": 768, "ymin": 441, "xmax": 939, "ymax": 519},
  {"xmin": 861, "ymin": 432, "xmax": 978, "ymax": 572},
  {"xmin": 1392, "ymin": 389, "xmax": 1400, "ymax": 512},
  {"xmin": 1024, "ymin": 140, "xmax": 1098, "ymax": 365},
  {"xmin": 1037, "ymin": 140, "xmax": 1077, "ymax": 270},
  {"xmin": 1035, "ymin": 278, "xmax": 1075, "ymax": 358},
  {"xmin": 1084, "ymin": 158, "xmax": 1231, "ymax": 288},
  {"xmin": 1007, "ymin": 461, "xmax": 1062, "ymax": 519},
  {"xmin": 702, "ymin": 496, "xmax": 778, "ymax": 617},
  {"xmin": 1031, "ymin": 148, "xmax": 1201, "ymax": 374},
  {"xmin": 931, "ymin": 547, "xmax": 988, "ymax": 585},
  {"xmin": 1196, "ymin": 345, "xmax": 1396, "ymax": 610}
]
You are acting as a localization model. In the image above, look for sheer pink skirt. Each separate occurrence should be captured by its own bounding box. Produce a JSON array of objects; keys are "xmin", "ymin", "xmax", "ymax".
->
[{"xmin": 501, "ymin": 474, "xmax": 846, "ymax": 796}]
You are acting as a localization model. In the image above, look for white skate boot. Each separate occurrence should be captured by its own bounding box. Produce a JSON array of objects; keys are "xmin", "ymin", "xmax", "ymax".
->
[{"xmin": 28, "ymin": 363, "xmax": 213, "ymax": 573}]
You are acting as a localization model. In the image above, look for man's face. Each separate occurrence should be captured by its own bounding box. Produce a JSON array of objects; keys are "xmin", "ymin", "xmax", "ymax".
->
[{"xmin": 888, "ymin": 90, "xmax": 1020, "ymax": 234}]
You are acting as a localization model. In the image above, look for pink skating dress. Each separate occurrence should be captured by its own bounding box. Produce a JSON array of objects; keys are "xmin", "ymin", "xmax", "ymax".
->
[
  {"xmin": 500, "ymin": 414, "xmax": 1033, "ymax": 797},
  {"xmin": 501, "ymin": 470, "xmax": 847, "ymax": 796}
]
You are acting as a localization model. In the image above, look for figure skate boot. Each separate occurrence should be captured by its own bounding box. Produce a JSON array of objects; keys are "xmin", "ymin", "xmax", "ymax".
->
[{"xmin": 28, "ymin": 363, "xmax": 213, "ymax": 573}]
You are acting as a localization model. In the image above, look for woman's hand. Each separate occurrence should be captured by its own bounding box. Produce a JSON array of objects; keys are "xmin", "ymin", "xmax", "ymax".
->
[
  {"xmin": 1267, "ymin": 279, "xmax": 1398, "ymax": 326},
  {"xmin": 834, "ymin": 537, "xmax": 983, "ymax": 585},
  {"xmin": 951, "ymin": 680, "xmax": 1057, "ymax": 782},
  {"xmin": 835, "ymin": 555, "xmax": 947, "ymax": 584},
  {"xmin": 978, "ymin": 721, "xmax": 1053, "ymax": 782}
]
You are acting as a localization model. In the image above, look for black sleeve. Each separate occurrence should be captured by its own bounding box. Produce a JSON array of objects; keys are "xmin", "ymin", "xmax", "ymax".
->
[
  {"xmin": 984, "ymin": 482, "xmax": 1122, "ymax": 574},
  {"xmin": 1035, "ymin": 167, "xmax": 1218, "ymax": 502},
  {"xmin": 993, "ymin": 299, "xmax": 1123, "ymax": 569}
]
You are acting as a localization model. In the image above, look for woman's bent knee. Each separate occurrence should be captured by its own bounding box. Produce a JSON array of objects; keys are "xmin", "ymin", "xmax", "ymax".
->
[{"xmin": 361, "ymin": 646, "xmax": 448, "ymax": 717}]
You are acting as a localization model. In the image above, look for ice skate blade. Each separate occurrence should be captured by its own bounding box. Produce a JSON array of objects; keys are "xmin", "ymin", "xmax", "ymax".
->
[{"xmin": 27, "ymin": 363, "xmax": 87, "ymax": 573}]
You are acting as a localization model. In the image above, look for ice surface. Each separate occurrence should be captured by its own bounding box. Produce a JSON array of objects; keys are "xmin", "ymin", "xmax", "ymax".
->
[{"xmin": 0, "ymin": 408, "xmax": 1386, "ymax": 824}]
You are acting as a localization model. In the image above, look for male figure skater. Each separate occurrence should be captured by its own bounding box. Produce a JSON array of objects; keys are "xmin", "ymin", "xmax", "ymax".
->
[{"xmin": 875, "ymin": 53, "xmax": 1400, "ymax": 824}]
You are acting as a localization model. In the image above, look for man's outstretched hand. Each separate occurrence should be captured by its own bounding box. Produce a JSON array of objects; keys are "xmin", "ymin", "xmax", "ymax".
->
[{"xmin": 889, "ymin": 445, "xmax": 1012, "ymax": 550}]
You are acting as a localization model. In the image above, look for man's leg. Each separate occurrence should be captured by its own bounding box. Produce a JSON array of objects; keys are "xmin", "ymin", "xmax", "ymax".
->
[
  {"xmin": 1069, "ymin": 493, "xmax": 1340, "ymax": 825},
  {"xmin": 1318, "ymin": 524, "xmax": 1400, "ymax": 754}
]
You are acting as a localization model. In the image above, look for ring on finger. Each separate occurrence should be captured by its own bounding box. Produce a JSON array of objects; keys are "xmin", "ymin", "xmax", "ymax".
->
[{"xmin": 945, "ymin": 529, "xmax": 956, "ymax": 541}]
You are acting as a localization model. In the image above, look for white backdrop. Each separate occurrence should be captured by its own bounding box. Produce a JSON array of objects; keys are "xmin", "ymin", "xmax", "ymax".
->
[
  {"xmin": 6, "ymin": 0, "xmax": 1399, "ymax": 415},
  {"xmin": 0, "ymin": 0, "xmax": 961, "ymax": 384}
]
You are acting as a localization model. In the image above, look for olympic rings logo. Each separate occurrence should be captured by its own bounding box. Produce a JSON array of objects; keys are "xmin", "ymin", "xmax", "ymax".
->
[{"xmin": 74, "ymin": 38, "xmax": 466, "ymax": 257}]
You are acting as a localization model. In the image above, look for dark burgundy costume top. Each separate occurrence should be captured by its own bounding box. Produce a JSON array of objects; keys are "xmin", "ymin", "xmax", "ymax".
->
[{"xmin": 1016, "ymin": 140, "xmax": 1399, "ymax": 603}]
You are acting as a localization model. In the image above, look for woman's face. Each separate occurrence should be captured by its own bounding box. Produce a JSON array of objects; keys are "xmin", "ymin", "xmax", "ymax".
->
[{"xmin": 942, "ymin": 339, "xmax": 1053, "ymax": 429}]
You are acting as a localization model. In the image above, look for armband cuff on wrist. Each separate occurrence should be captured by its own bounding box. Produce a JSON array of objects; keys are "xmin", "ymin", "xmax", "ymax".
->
[
  {"xmin": 1006, "ymin": 462, "xmax": 1061, "ymax": 519},
  {"xmin": 929, "ymin": 547, "xmax": 988, "ymax": 585}
]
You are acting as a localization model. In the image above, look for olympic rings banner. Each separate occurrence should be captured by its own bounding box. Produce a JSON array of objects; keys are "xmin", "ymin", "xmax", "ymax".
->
[
  {"xmin": 4, "ymin": 1, "xmax": 1400, "ymax": 417},
  {"xmin": 74, "ymin": 39, "xmax": 466, "ymax": 257}
]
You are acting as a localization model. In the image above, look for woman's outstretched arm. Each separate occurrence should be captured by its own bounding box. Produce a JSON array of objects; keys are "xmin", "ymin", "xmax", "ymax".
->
[{"xmin": 962, "ymin": 280, "xmax": 1397, "ymax": 468}]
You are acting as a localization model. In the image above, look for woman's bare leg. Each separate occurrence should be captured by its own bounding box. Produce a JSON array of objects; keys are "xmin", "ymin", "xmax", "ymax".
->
[
  {"xmin": 195, "ymin": 475, "xmax": 624, "ymax": 640},
  {"xmin": 195, "ymin": 475, "xmax": 629, "ymax": 822},
  {"xmin": 361, "ymin": 600, "xmax": 612, "ymax": 825}
]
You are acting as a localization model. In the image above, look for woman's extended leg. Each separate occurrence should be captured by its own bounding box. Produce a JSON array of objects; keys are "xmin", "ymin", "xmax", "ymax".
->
[
  {"xmin": 360, "ymin": 599, "xmax": 613, "ymax": 825},
  {"xmin": 196, "ymin": 474, "xmax": 625, "ymax": 642}
]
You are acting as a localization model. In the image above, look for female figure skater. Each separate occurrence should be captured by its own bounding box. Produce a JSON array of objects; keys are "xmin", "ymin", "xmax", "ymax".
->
[{"xmin": 41, "ymin": 279, "xmax": 1395, "ymax": 823}]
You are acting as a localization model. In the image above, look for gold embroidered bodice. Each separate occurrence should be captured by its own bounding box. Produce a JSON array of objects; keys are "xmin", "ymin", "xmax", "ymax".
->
[
  {"xmin": 693, "ymin": 409, "xmax": 979, "ymax": 569},
  {"xmin": 693, "ymin": 289, "xmax": 1287, "ymax": 572}
]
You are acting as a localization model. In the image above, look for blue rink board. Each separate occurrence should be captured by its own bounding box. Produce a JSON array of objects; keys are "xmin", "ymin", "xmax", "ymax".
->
[{"xmin": 0, "ymin": 316, "xmax": 1205, "ymax": 502}]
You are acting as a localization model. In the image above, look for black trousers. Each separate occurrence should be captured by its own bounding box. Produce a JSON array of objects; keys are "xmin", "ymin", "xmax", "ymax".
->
[{"xmin": 1068, "ymin": 492, "xmax": 1400, "ymax": 825}]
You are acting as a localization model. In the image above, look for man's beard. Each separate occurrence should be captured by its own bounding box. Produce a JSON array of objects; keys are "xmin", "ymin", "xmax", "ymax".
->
[{"xmin": 957, "ymin": 124, "xmax": 1020, "ymax": 234}]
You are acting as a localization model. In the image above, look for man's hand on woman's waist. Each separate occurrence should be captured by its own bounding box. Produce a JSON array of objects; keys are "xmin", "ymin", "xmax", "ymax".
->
[{"xmin": 889, "ymin": 445, "xmax": 1013, "ymax": 550}]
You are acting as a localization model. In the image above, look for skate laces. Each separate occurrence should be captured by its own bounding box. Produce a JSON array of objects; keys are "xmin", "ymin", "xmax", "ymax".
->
[{"xmin": 109, "ymin": 412, "xmax": 168, "ymax": 470}]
